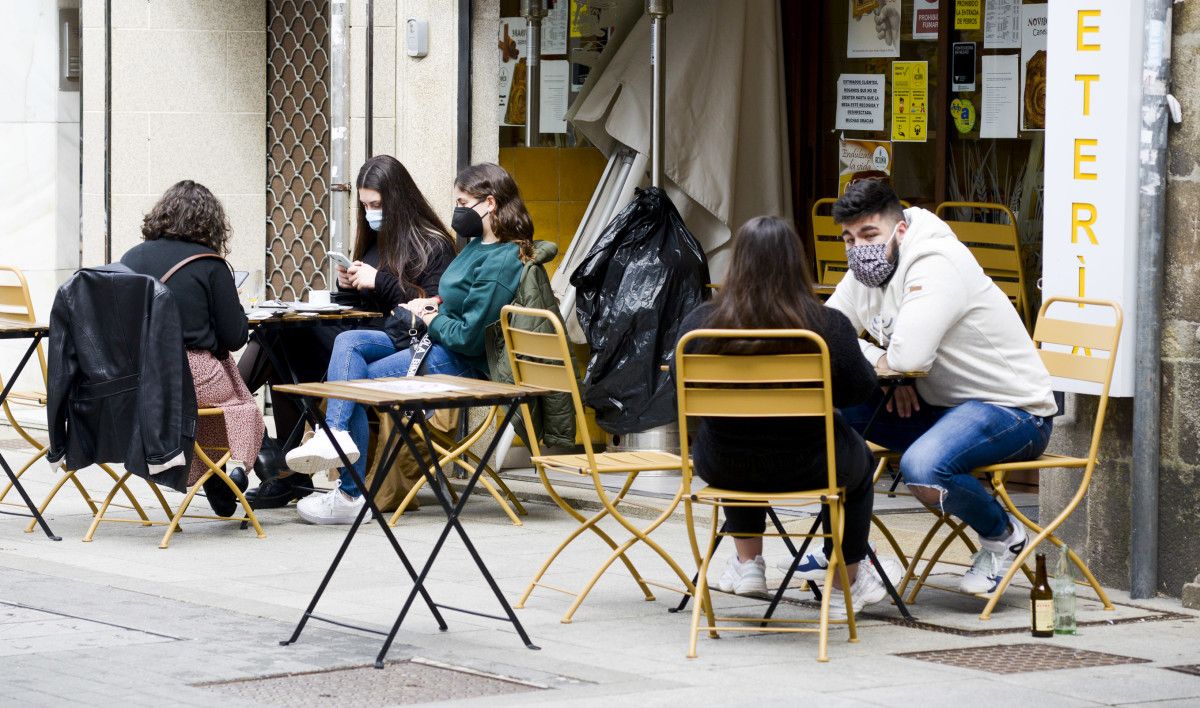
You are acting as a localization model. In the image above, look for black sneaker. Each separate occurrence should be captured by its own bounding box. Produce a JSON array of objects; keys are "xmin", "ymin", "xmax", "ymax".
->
[{"xmin": 245, "ymin": 474, "xmax": 313, "ymax": 509}]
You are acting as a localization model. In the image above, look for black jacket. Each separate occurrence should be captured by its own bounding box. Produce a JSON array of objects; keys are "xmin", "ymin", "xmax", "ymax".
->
[{"xmin": 46, "ymin": 264, "xmax": 196, "ymax": 492}]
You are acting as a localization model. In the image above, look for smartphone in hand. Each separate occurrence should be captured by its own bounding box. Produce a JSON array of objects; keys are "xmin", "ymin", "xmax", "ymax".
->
[{"xmin": 328, "ymin": 252, "xmax": 354, "ymax": 269}]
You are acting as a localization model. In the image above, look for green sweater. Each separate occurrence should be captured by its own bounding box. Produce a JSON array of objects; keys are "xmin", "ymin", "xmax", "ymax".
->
[{"xmin": 428, "ymin": 238, "xmax": 524, "ymax": 373}]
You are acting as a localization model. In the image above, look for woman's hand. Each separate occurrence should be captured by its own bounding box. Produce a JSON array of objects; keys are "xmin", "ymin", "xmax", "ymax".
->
[
  {"xmin": 348, "ymin": 261, "xmax": 377, "ymax": 291},
  {"xmin": 402, "ymin": 297, "xmax": 439, "ymax": 313},
  {"xmin": 335, "ymin": 265, "xmax": 353, "ymax": 289}
]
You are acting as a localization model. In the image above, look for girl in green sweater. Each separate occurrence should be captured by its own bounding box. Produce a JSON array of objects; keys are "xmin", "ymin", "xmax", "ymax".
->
[{"xmin": 287, "ymin": 163, "xmax": 533, "ymax": 524}]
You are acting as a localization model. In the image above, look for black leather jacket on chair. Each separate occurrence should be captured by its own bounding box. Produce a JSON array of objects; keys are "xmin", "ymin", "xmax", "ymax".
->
[{"xmin": 46, "ymin": 264, "xmax": 196, "ymax": 493}]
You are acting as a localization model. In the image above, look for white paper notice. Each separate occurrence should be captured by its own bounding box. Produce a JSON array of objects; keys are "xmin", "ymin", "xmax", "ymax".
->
[
  {"xmin": 847, "ymin": 0, "xmax": 901, "ymax": 58},
  {"xmin": 836, "ymin": 74, "xmax": 886, "ymax": 131},
  {"xmin": 539, "ymin": 60, "xmax": 570, "ymax": 134},
  {"xmin": 1020, "ymin": 4, "xmax": 1048, "ymax": 131},
  {"xmin": 984, "ymin": 0, "xmax": 1021, "ymax": 49},
  {"xmin": 541, "ymin": 0, "xmax": 568, "ymax": 55},
  {"xmin": 981, "ymin": 54, "xmax": 1018, "ymax": 139},
  {"xmin": 346, "ymin": 379, "xmax": 465, "ymax": 394}
]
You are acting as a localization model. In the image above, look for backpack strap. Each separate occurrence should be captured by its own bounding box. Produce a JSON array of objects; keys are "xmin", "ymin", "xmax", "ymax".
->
[{"xmin": 160, "ymin": 253, "xmax": 230, "ymax": 284}]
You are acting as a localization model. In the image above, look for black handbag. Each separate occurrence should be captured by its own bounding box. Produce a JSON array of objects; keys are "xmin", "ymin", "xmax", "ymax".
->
[{"xmin": 382, "ymin": 307, "xmax": 434, "ymax": 378}]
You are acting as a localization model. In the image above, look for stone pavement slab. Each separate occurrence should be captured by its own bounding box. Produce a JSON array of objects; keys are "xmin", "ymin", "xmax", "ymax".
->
[{"xmin": 0, "ymin": 443, "xmax": 1198, "ymax": 706}]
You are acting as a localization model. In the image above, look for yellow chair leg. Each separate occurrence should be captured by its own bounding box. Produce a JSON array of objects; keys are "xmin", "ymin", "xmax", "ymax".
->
[
  {"xmin": 0, "ymin": 446, "xmax": 48, "ymax": 504},
  {"xmin": 831, "ymin": 502, "xmax": 857, "ymax": 645},
  {"xmin": 688, "ymin": 504, "xmax": 721, "ymax": 659},
  {"xmin": 159, "ymin": 472, "xmax": 208, "ymax": 549},
  {"xmin": 870, "ymin": 513, "xmax": 909, "ymax": 568},
  {"xmin": 23, "ymin": 468, "xmax": 77, "ymax": 534},
  {"xmin": 387, "ymin": 474, "xmax": 427, "ymax": 527},
  {"xmin": 475, "ymin": 474, "xmax": 523, "ymax": 526},
  {"xmin": 84, "ymin": 471, "xmax": 133, "ymax": 542},
  {"xmin": 518, "ymin": 470, "xmax": 655, "ymax": 612},
  {"xmin": 907, "ymin": 515, "xmax": 972, "ymax": 604}
]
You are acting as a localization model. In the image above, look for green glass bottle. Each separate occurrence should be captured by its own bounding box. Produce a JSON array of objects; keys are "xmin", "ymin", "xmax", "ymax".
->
[{"xmin": 1052, "ymin": 545, "xmax": 1078, "ymax": 635}]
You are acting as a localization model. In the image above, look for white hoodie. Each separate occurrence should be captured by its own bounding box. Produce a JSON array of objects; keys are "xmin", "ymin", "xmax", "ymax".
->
[{"xmin": 826, "ymin": 207, "xmax": 1057, "ymax": 417}]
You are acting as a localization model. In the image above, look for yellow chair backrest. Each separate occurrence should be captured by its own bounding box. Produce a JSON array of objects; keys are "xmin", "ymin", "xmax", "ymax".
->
[
  {"xmin": 499, "ymin": 304, "xmax": 599, "ymax": 461},
  {"xmin": 0, "ymin": 266, "xmax": 47, "ymax": 382},
  {"xmin": 674, "ymin": 329, "xmax": 837, "ymax": 492},
  {"xmin": 1031, "ymin": 297, "xmax": 1122, "ymax": 466},
  {"xmin": 935, "ymin": 201, "xmax": 1031, "ymax": 327}
]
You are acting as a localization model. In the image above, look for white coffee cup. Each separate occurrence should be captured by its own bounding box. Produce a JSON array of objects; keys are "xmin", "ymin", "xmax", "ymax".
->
[{"xmin": 308, "ymin": 289, "xmax": 332, "ymax": 306}]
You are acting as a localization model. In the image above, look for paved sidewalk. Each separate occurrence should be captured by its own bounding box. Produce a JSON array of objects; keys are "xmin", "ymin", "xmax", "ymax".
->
[{"xmin": 0, "ymin": 441, "xmax": 1197, "ymax": 707}]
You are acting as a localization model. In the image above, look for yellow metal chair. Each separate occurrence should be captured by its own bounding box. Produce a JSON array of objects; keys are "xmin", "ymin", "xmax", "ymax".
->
[
  {"xmin": 0, "ymin": 266, "xmax": 159, "ymax": 527},
  {"xmin": 896, "ymin": 297, "xmax": 1121, "ymax": 619},
  {"xmin": 935, "ymin": 202, "xmax": 1032, "ymax": 329},
  {"xmin": 386, "ymin": 406, "xmax": 528, "ymax": 527},
  {"xmin": 501, "ymin": 305, "xmax": 699, "ymax": 623},
  {"xmin": 811, "ymin": 198, "xmax": 849, "ymax": 287},
  {"xmin": 679, "ymin": 328, "xmax": 859, "ymax": 662},
  {"xmin": 81, "ymin": 408, "xmax": 265, "ymax": 548}
]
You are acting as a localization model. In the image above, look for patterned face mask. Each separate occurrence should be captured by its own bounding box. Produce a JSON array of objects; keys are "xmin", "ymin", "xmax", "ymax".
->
[{"xmin": 847, "ymin": 221, "xmax": 902, "ymax": 288}]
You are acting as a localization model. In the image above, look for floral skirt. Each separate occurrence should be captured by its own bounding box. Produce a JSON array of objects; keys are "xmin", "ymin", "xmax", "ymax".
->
[{"xmin": 186, "ymin": 349, "xmax": 265, "ymax": 486}]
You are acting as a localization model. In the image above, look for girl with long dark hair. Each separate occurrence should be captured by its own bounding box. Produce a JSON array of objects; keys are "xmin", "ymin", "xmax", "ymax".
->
[
  {"xmin": 287, "ymin": 162, "xmax": 534, "ymax": 524},
  {"xmin": 241, "ymin": 156, "xmax": 455, "ymax": 509},
  {"xmin": 677, "ymin": 216, "xmax": 899, "ymax": 617}
]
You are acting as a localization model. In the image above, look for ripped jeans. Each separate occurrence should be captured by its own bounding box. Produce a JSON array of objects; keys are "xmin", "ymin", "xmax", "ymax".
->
[{"xmin": 842, "ymin": 388, "xmax": 1053, "ymax": 540}]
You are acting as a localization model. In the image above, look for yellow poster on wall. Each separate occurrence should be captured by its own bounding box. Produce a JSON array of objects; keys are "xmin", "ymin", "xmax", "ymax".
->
[
  {"xmin": 891, "ymin": 61, "xmax": 928, "ymax": 142},
  {"xmin": 955, "ymin": 0, "xmax": 982, "ymax": 29}
]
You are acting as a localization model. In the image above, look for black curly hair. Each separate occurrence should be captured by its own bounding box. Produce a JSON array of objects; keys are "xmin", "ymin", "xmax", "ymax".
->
[{"xmin": 141, "ymin": 180, "xmax": 231, "ymax": 254}]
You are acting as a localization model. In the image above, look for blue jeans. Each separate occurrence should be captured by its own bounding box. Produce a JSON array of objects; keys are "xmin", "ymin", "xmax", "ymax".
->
[
  {"xmin": 842, "ymin": 387, "xmax": 1053, "ymax": 540},
  {"xmin": 324, "ymin": 329, "xmax": 480, "ymax": 497}
]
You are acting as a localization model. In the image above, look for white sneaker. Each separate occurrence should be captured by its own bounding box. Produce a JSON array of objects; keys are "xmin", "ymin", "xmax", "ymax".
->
[
  {"xmin": 827, "ymin": 556, "xmax": 903, "ymax": 620},
  {"xmin": 960, "ymin": 515, "xmax": 1028, "ymax": 594},
  {"xmin": 296, "ymin": 488, "xmax": 367, "ymax": 525},
  {"xmin": 717, "ymin": 555, "xmax": 768, "ymax": 596},
  {"xmin": 285, "ymin": 428, "xmax": 359, "ymax": 476}
]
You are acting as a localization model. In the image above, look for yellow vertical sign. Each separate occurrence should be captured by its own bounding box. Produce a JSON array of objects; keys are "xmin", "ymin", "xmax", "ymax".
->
[
  {"xmin": 891, "ymin": 61, "xmax": 928, "ymax": 142},
  {"xmin": 956, "ymin": 0, "xmax": 982, "ymax": 29}
]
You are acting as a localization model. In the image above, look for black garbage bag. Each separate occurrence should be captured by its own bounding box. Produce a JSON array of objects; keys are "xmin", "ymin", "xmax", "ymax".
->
[{"xmin": 570, "ymin": 187, "xmax": 710, "ymax": 434}]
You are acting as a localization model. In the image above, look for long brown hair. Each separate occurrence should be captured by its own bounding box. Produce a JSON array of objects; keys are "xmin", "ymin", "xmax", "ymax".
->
[
  {"xmin": 353, "ymin": 155, "xmax": 455, "ymax": 296},
  {"xmin": 141, "ymin": 180, "xmax": 231, "ymax": 255},
  {"xmin": 454, "ymin": 163, "xmax": 535, "ymax": 261},
  {"xmin": 700, "ymin": 216, "xmax": 825, "ymax": 354}
]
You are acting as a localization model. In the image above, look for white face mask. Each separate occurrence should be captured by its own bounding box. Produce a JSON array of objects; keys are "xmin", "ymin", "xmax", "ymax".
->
[
  {"xmin": 846, "ymin": 220, "xmax": 902, "ymax": 288},
  {"xmin": 365, "ymin": 209, "xmax": 384, "ymax": 231}
]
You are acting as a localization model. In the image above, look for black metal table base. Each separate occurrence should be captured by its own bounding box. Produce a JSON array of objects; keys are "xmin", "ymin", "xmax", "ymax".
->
[
  {"xmin": 280, "ymin": 393, "xmax": 538, "ymax": 668},
  {"xmin": 0, "ymin": 333, "xmax": 59, "ymax": 541}
]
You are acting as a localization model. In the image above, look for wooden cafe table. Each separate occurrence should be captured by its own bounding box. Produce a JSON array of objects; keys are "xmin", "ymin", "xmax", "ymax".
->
[{"xmin": 273, "ymin": 374, "xmax": 551, "ymax": 668}]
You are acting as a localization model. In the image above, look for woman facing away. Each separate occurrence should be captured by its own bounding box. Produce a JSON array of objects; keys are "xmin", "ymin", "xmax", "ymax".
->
[
  {"xmin": 121, "ymin": 180, "xmax": 265, "ymax": 517},
  {"xmin": 285, "ymin": 162, "xmax": 535, "ymax": 524},
  {"xmin": 242, "ymin": 155, "xmax": 457, "ymax": 509},
  {"xmin": 676, "ymin": 215, "xmax": 902, "ymax": 617}
]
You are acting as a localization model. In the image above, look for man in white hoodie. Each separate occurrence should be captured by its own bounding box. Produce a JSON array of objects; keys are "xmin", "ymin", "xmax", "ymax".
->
[{"xmin": 821, "ymin": 180, "xmax": 1058, "ymax": 595}]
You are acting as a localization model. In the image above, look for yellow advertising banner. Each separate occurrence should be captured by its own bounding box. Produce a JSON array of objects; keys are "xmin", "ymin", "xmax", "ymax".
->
[
  {"xmin": 955, "ymin": 0, "xmax": 982, "ymax": 29},
  {"xmin": 891, "ymin": 61, "xmax": 928, "ymax": 142}
]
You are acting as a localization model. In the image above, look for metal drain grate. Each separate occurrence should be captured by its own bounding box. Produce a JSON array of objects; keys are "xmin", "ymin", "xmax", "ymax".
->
[
  {"xmin": 866, "ymin": 609, "xmax": 1192, "ymax": 637},
  {"xmin": 1165, "ymin": 665, "xmax": 1200, "ymax": 677},
  {"xmin": 896, "ymin": 643, "xmax": 1151, "ymax": 674},
  {"xmin": 198, "ymin": 659, "xmax": 543, "ymax": 706}
]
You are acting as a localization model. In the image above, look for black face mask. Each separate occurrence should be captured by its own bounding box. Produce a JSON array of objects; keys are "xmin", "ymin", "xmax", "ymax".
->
[{"xmin": 451, "ymin": 200, "xmax": 486, "ymax": 240}]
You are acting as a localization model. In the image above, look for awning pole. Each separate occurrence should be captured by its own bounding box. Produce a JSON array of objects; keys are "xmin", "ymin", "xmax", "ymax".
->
[
  {"xmin": 1131, "ymin": 0, "xmax": 1172, "ymax": 600},
  {"xmin": 522, "ymin": 0, "xmax": 546, "ymax": 146},
  {"xmin": 647, "ymin": 0, "xmax": 671, "ymax": 188}
]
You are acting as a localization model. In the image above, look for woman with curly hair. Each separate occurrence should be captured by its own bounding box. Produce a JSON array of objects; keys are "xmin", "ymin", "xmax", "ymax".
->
[
  {"xmin": 121, "ymin": 180, "xmax": 265, "ymax": 517},
  {"xmin": 286, "ymin": 162, "xmax": 533, "ymax": 524}
]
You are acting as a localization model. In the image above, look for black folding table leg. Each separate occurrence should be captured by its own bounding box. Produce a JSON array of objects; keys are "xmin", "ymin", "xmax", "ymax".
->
[
  {"xmin": 669, "ymin": 520, "xmax": 726, "ymax": 614},
  {"xmin": 762, "ymin": 508, "xmax": 824, "ymax": 623},
  {"xmin": 866, "ymin": 544, "xmax": 914, "ymax": 620},
  {"xmin": 376, "ymin": 403, "xmax": 537, "ymax": 667},
  {"xmin": 281, "ymin": 403, "xmax": 446, "ymax": 647},
  {"xmin": 0, "ymin": 335, "xmax": 59, "ymax": 540}
]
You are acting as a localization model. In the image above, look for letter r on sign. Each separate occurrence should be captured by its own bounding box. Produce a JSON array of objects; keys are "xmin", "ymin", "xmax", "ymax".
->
[{"xmin": 1071, "ymin": 203, "xmax": 1099, "ymax": 244}]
